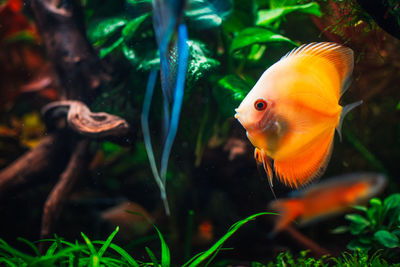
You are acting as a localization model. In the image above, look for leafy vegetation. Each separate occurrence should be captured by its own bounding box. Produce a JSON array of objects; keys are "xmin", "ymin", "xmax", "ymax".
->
[
  {"xmin": 257, "ymin": 250, "xmax": 400, "ymax": 267},
  {"xmin": 333, "ymin": 194, "xmax": 400, "ymax": 257},
  {"xmin": 82, "ymin": 0, "xmax": 325, "ymax": 188},
  {"xmin": 84, "ymin": 0, "xmax": 321, "ymax": 122}
]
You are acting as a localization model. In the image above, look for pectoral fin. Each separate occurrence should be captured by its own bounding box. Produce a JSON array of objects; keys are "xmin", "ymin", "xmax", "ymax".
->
[{"xmin": 255, "ymin": 148, "xmax": 276, "ymax": 198}]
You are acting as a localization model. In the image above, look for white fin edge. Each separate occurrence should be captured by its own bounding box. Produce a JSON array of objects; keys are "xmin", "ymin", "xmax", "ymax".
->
[
  {"xmin": 336, "ymin": 100, "xmax": 363, "ymax": 141},
  {"xmin": 341, "ymin": 76, "xmax": 353, "ymax": 97}
]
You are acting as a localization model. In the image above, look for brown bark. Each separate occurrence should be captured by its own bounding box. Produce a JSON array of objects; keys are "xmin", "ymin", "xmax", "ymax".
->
[
  {"xmin": 30, "ymin": 0, "xmax": 110, "ymax": 101},
  {"xmin": 0, "ymin": 133, "xmax": 68, "ymax": 196},
  {"xmin": 0, "ymin": 0, "xmax": 132, "ymax": 248},
  {"xmin": 39, "ymin": 139, "xmax": 90, "ymax": 246},
  {"xmin": 42, "ymin": 100, "xmax": 130, "ymax": 138}
]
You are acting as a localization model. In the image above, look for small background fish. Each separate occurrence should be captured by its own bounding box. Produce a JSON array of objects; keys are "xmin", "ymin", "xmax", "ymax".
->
[{"xmin": 269, "ymin": 173, "xmax": 387, "ymax": 233}]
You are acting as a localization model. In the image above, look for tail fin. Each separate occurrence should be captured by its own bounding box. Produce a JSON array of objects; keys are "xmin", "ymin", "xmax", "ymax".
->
[
  {"xmin": 269, "ymin": 199, "xmax": 304, "ymax": 233},
  {"xmin": 336, "ymin": 100, "xmax": 363, "ymax": 141}
]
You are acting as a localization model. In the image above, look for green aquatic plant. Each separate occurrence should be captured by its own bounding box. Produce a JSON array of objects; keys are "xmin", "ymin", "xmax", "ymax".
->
[
  {"xmin": 83, "ymin": 0, "xmax": 322, "ymax": 169},
  {"xmin": 334, "ymin": 194, "xmax": 400, "ymax": 254},
  {"xmin": 0, "ymin": 212, "xmax": 276, "ymax": 267},
  {"xmin": 263, "ymin": 250, "xmax": 329, "ymax": 267},
  {"xmin": 253, "ymin": 249, "xmax": 399, "ymax": 267},
  {"xmin": 0, "ymin": 227, "xmax": 139, "ymax": 267},
  {"xmin": 330, "ymin": 250, "xmax": 395, "ymax": 267}
]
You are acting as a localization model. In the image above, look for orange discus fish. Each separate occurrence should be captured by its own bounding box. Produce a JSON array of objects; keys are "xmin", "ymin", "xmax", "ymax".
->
[
  {"xmin": 234, "ymin": 42, "xmax": 362, "ymax": 188},
  {"xmin": 269, "ymin": 173, "xmax": 387, "ymax": 233}
]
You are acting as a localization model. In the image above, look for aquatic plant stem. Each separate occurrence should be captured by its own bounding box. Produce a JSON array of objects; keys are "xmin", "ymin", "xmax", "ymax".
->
[{"xmin": 184, "ymin": 210, "xmax": 195, "ymax": 261}]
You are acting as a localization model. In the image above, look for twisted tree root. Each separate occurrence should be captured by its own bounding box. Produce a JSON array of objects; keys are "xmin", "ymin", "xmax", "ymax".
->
[
  {"xmin": 39, "ymin": 139, "xmax": 90, "ymax": 252},
  {"xmin": 42, "ymin": 100, "xmax": 130, "ymax": 138},
  {"xmin": 0, "ymin": 133, "xmax": 69, "ymax": 197}
]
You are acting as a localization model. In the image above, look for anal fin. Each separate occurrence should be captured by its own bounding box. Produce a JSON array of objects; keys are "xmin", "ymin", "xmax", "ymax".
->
[{"xmin": 274, "ymin": 128, "xmax": 335, "ymax": 188}]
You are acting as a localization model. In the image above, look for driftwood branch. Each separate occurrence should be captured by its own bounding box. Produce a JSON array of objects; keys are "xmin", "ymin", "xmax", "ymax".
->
[
  {"xmin": 30, "ymin": 0, "xmax": 110, "ymax": 100},
  {"xmin": 0, "ymin": 0, "xmax": 133, "ymax": 248},
  {"xmin": 42, "ymin": 101, "xmax": 130, "ymax": 138},
  {"xmin": 0, "ymin": 133, "xmax": 69, "ymax": 196},
  {"xmin": 40, "ymin": 139, "xmax": 90, "ymax": 245}
]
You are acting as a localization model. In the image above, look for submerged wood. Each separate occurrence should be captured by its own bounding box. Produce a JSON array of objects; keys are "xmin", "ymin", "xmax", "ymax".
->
[
  {"xmin": 27, "ymin": 0, "xmax": 124, "ymax": 249},
  {"xmin": 42, "ymin": 100, "xmax": 130, "ymax": 138},
  {"xmin": 39, "ymin": 139, "xmax": 90, "ymax": 251},
  {"xmin": 0, "ymin": 133, "xmax": 68, "ymax": 196},
  {"xmin": 30, "ymin": 0, "xmax": 110, "ymax": 100}
]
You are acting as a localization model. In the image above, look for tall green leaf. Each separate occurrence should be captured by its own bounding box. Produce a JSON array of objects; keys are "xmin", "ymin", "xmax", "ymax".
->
[
  {"xmin": 122, "ymin": 13, "xmax": 150, "ymax": 40},
  {"xmin": 88, "ymin": 17, "xmax": 127, "ymax": 46},
  {"xmin": 256, "ymin": 2, "xmax": 321, "ymax": 27},
  {"xmin": 374, "ymin": 230, "xmax": 399, "ymax": 248},
  {"xmin": 230, "ymin": 27, "xmax": 296, "ymax": 53},
  {"xmin": 384, "ymin": 193, "xmax": 400, "ymax": 211},
  {"xmin": 346, "ymin": 214, "xmax": 370, "ymax": 235},
  {"xmin": 183, "ymin": 212, "xmax": 277, "ymax": 267},
  {"xmin": 98, "ymin": 227, "xmax": 119, "ymax": 257},
  {"xmin": 213, "ymin": 74, "xmax": 252, "ymax": 118}
]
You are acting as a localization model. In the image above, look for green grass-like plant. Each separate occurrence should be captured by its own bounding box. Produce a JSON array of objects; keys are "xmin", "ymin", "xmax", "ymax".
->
[{"xmin": 0, "ymin": 212, "xmax": 276, "ymax": 267}]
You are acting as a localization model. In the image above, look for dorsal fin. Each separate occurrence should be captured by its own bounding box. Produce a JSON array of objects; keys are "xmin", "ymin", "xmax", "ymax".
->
[{"xmin": 282, "ymin": 42, "xmax": 354, "ymax": 97}]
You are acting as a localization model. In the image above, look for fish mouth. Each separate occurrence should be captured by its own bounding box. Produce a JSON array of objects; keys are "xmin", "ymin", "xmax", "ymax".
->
[{"xmin": 234, "ymin": 108, "xmax": 240, "ymax": 119}]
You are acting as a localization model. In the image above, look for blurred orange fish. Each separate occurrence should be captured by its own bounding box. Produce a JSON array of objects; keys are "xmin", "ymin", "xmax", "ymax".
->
[
  {"xmin": 269, "ymin": 173, "xmax": 386, "ymax": 233},
  {"xmin": 235, "ymin": 42, "xmax": 362, "ymax": 188},
  {"xmin": 193, "ymin": 220, "xmax": 214, "ymax": 245}
]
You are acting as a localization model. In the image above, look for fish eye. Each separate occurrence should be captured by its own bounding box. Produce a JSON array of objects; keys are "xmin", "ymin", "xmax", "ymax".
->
[{"xmin": 254, "ymin": 99, "xmax": 268, "ymax": 111}]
